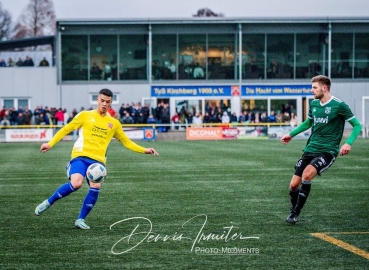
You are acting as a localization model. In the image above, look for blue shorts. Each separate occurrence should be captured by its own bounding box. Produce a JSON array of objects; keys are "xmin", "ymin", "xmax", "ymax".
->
[{"xmin": 66, "ymin": 157, "xmax": 104, "ymax": 180}]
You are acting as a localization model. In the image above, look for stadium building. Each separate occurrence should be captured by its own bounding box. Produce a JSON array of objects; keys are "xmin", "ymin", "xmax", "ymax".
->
[{"xmin": 1, "ymin": 17, "xmax": 369, "ymax": 128}]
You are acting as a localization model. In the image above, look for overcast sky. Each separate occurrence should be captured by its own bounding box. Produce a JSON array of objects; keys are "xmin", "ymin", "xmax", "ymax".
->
[{"xmin": 1, "ymin": 0, "xmax": 369, "ymax": 21}]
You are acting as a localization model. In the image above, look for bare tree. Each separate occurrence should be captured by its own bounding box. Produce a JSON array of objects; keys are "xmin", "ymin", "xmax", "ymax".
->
[
  {"xmin": 13, "ymin": 0, "xmax": 56, "ymax": 40},
  {"xmin": 193, "ymin": 8, "xmax": 224, "ymax": 17},
  {"xmin": 0, "ymin": 3, "xmax": 12, "ymax": 41}
]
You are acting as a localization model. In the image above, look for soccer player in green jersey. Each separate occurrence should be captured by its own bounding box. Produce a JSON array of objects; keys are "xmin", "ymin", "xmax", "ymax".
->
[
  {"xmin": 35, "ymin": 88, "xmax": 159, "ymax": 229},
  {"xmin": 281, "ymin": 75, "xmax": 362, "ymax": 224}
]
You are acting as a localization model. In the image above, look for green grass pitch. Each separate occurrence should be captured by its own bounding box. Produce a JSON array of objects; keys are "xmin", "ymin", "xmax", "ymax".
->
[{"xmin": 0, "ymin": 139, "xmax": 368, "ymax": 269}]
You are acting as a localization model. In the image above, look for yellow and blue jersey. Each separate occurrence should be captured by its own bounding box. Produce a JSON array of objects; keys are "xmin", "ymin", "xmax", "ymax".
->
[{"xmin": 48, "ymin": 110, "xmax": 146, "ymax": 164}]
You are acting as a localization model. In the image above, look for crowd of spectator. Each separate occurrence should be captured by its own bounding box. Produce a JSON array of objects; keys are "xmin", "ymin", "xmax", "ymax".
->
[
  {"xmin": 237, "ymin": 105, "xmax": 297, "ymax": 125},
  {"xmin": 0, "ymin": 102, "xmax": 298, "ymax": 129},
  {"xmin": 0, "ymin": 56, "xmax": 50, "ymax": 67},
  {"xmin": 0, "ymin": 105, "xmax": 79, "ymax": 127},
  {"xmin": 167, "ymin": 102, "xmax": 298, "ymax": 128}
]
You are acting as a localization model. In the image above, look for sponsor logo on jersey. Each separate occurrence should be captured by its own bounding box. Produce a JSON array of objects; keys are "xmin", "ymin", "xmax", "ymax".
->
[
  {"xmin": 325, "ymin": 107, "xmax": 331, "ymax": 114},
  {"xmin": 313, "ymin": 116, "xmax": 329, "ymax": 125},
  {"xmin": 92, "ymin": 125, "xmax": 108, "ymax": 139}
]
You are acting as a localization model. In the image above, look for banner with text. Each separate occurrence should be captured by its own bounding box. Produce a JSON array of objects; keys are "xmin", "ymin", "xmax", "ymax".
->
[
  {"xmin": 186, "ymin": 127, "xmax": 263, "ymax": 140},
  {"xmin": 152, "ymin": 86, "xmax": 231, "ymax": 97},
  {"xmin": 152, "ymin": 85, "xmax": 311, "ymax": 97},
  {"xmin": 186, "ymin": 126, "xmax": 310, "ymax": 140},
  {"xmin": 5, "ymin": 129, "xmax": 53, "ymax": 142},
  {"xmin": 242, "ymin": 85, "xmax": 311, "ymax": 96}
]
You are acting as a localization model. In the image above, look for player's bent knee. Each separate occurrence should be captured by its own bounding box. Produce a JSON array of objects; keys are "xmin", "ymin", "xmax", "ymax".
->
[
  {"xmin": 71, "ymin": 181, "xmax": 83, "ymax": 190},
  {"xmin": 302, "ymin": 165, "xmax": 317, "ymax": 180},
  {"xmin": 70, "ymin": 174, "xmax": 84, "ymax": 189},
  {"xmin": 290, "ymin": 176, "xmax": 302, "ymax": 190},
  {"xmin": 290, "ymin": 183, "xmax": 300, "ymax": 190}
]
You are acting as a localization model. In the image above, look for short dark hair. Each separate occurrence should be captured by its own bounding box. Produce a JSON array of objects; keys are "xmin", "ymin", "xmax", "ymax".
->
[
  {"xmin": 311, "ymin": 75, "xmax": 331, "ymax": 90},
  {"xmin": 99, "ymin": 88, "xmax": 113, "ymax": 97}
]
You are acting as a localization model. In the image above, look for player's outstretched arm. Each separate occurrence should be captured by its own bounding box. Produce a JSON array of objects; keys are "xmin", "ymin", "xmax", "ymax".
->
[
  {"xmin": 282, "ymin": 118, "xmax": 313, "ymax": 145},
  {"xmin": 115, "ymin": 126, "xmax": 159, "ymax": 155},
  {"xmin": 145, "ymin": 148, "xmax": 159, "ymax": 156},
  {"xmin": 40, "ymin": 143, "xmax": 51, "ymax": 153}
]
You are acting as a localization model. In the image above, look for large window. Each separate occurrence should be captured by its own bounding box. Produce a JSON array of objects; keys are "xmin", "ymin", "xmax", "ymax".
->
[
  {"xmin": 205, "ymin": 99, "xmax": 231, "ymax": 115},
  {"xmin": 61, "ymin": 35, "xmax": 88, "ymax": 81},
  {"xmin": 242, "ymin": 34, "xmax": 265, "ymax": 79},
  {"xmin": 152, "ymin": 35, "xmax": 177, "ymax": 80},
  {"xmin": 208, "ymin": 34, "xmax": 236, "ymax": 80},
  {"xmin": 175, "ymin": 99, "xmax": 202, "ymax": 116},
  {"xmin": 354, "ymin": 33, "xmax": 369, "ymax": 78},
  {"xmin": 267, "ymin": 34, "xmax": 294, "ymax": 79},
  {"xmin": 242, "ymin": 99, "xmax": 267, "ymax": 112},
  {"xmin": 270, "ymin": 99, "xmax": 297, "ymax": 123},
  {"xmin": 178, "ymin": 34, "xmax": 206, "ymax": 80},
  {"xmin": 331, "ymin": 33, "xmax": 353, "ymax": 79},
  {"xmin": 296, "ymin": 34, "xmax": 326, "ymax": 79},
  {"xmin": 241, "ymin": 99, "xmax": 268, "ymax": 123},
  {"xmin": 90, "ymin": 35, "xmax": 118, "ymax": 81},
  {"xmin": 119, "ymin": 35, "xmax": 147, "ymax": 80},
  {"xmin": 59, "ymin": 24, "xmax": 369, "ymax": 82}
]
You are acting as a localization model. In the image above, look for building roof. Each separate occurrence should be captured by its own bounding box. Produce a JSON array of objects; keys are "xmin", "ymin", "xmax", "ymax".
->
[
  {"xmin": 0, "ymin": 36, "xmax": 55, "ymax": 51},
  {"xmin": 56, "ymin": 17, "xmax": 369, "ymax": 25}
]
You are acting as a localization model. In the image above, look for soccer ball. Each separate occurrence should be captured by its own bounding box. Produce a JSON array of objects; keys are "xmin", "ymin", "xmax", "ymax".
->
[{"xmin": 86, "ymin": 163, "xmax": 107, "ymax": 183}]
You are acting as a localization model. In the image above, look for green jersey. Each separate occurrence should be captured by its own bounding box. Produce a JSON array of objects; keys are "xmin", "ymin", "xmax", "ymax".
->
[{"xmin": 305, "ymin": 96, "xmax": 355, "ymax": 156}]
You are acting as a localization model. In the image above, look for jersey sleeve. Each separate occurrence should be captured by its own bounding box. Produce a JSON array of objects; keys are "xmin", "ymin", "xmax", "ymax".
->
[
  {"xmin": 114, "ymin": 125, "xmax": 146, "ymax": 154},
  {"xmin": 345, "ymin": 117, "xmax": 362, "ymax": 145},
  {"xmin": 48, "ymin": 112, "xmax": 84, "ymax": 147},
  {"xmin": 289, "ymin": 118, "xmax": 312, "ymax": 137},
  {"xmin": 339, "ymin": 102, "xmax": 355, "ymax": 121},
  {"xmin": 339, "ymin": 102, "xmax": 361, "ymax": 145}
]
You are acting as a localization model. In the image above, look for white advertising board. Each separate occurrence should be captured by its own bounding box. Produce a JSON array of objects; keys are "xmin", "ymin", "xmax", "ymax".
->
[
  {"xmin": 5, "ymin": 129, "xmax": 54, "ymax": 142},
  {"xmin": 123, "ymin": 128, "xmax": 144, "ymax": 140}
]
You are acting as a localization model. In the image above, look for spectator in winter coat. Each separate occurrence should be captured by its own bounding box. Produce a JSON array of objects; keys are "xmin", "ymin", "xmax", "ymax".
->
[
  {"xmin": 54, "ymin": 108, "xmax": 65, "ymax": 126},
  {"xmin": 146, "ymin": 114, "xmax": 156, "ymax": 124},
  {"xmin": 121, "ymin": 112, "xmax": 134, "ymax": 124}
]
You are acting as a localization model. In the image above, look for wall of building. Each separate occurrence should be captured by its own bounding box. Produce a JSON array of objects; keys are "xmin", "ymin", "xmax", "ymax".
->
[
  {"xmin": 0, "ymin": 68, "xmax": 59, "ymax": 109},
  {"xmin": 0, "ymin": 68, "xmax": 368, "ymax": 123},
  {"xmin": 60, "ymin": 83, "xmax": 150, "ymax": 112},
  {"xmin": 333, "ymin": 82, "xmax": 369, "ymax": 118}
]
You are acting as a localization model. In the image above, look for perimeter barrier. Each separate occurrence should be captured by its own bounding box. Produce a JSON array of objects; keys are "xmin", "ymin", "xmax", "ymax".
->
[{"xmin": 0, "ymin": 122, "xmax": 305, "ymax": 143}]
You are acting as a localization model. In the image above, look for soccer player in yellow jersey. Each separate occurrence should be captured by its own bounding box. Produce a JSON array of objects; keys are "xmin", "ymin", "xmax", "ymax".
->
[{"xmin": 35, "ymin": 88, "xmax": 159, "ymax": 229}]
